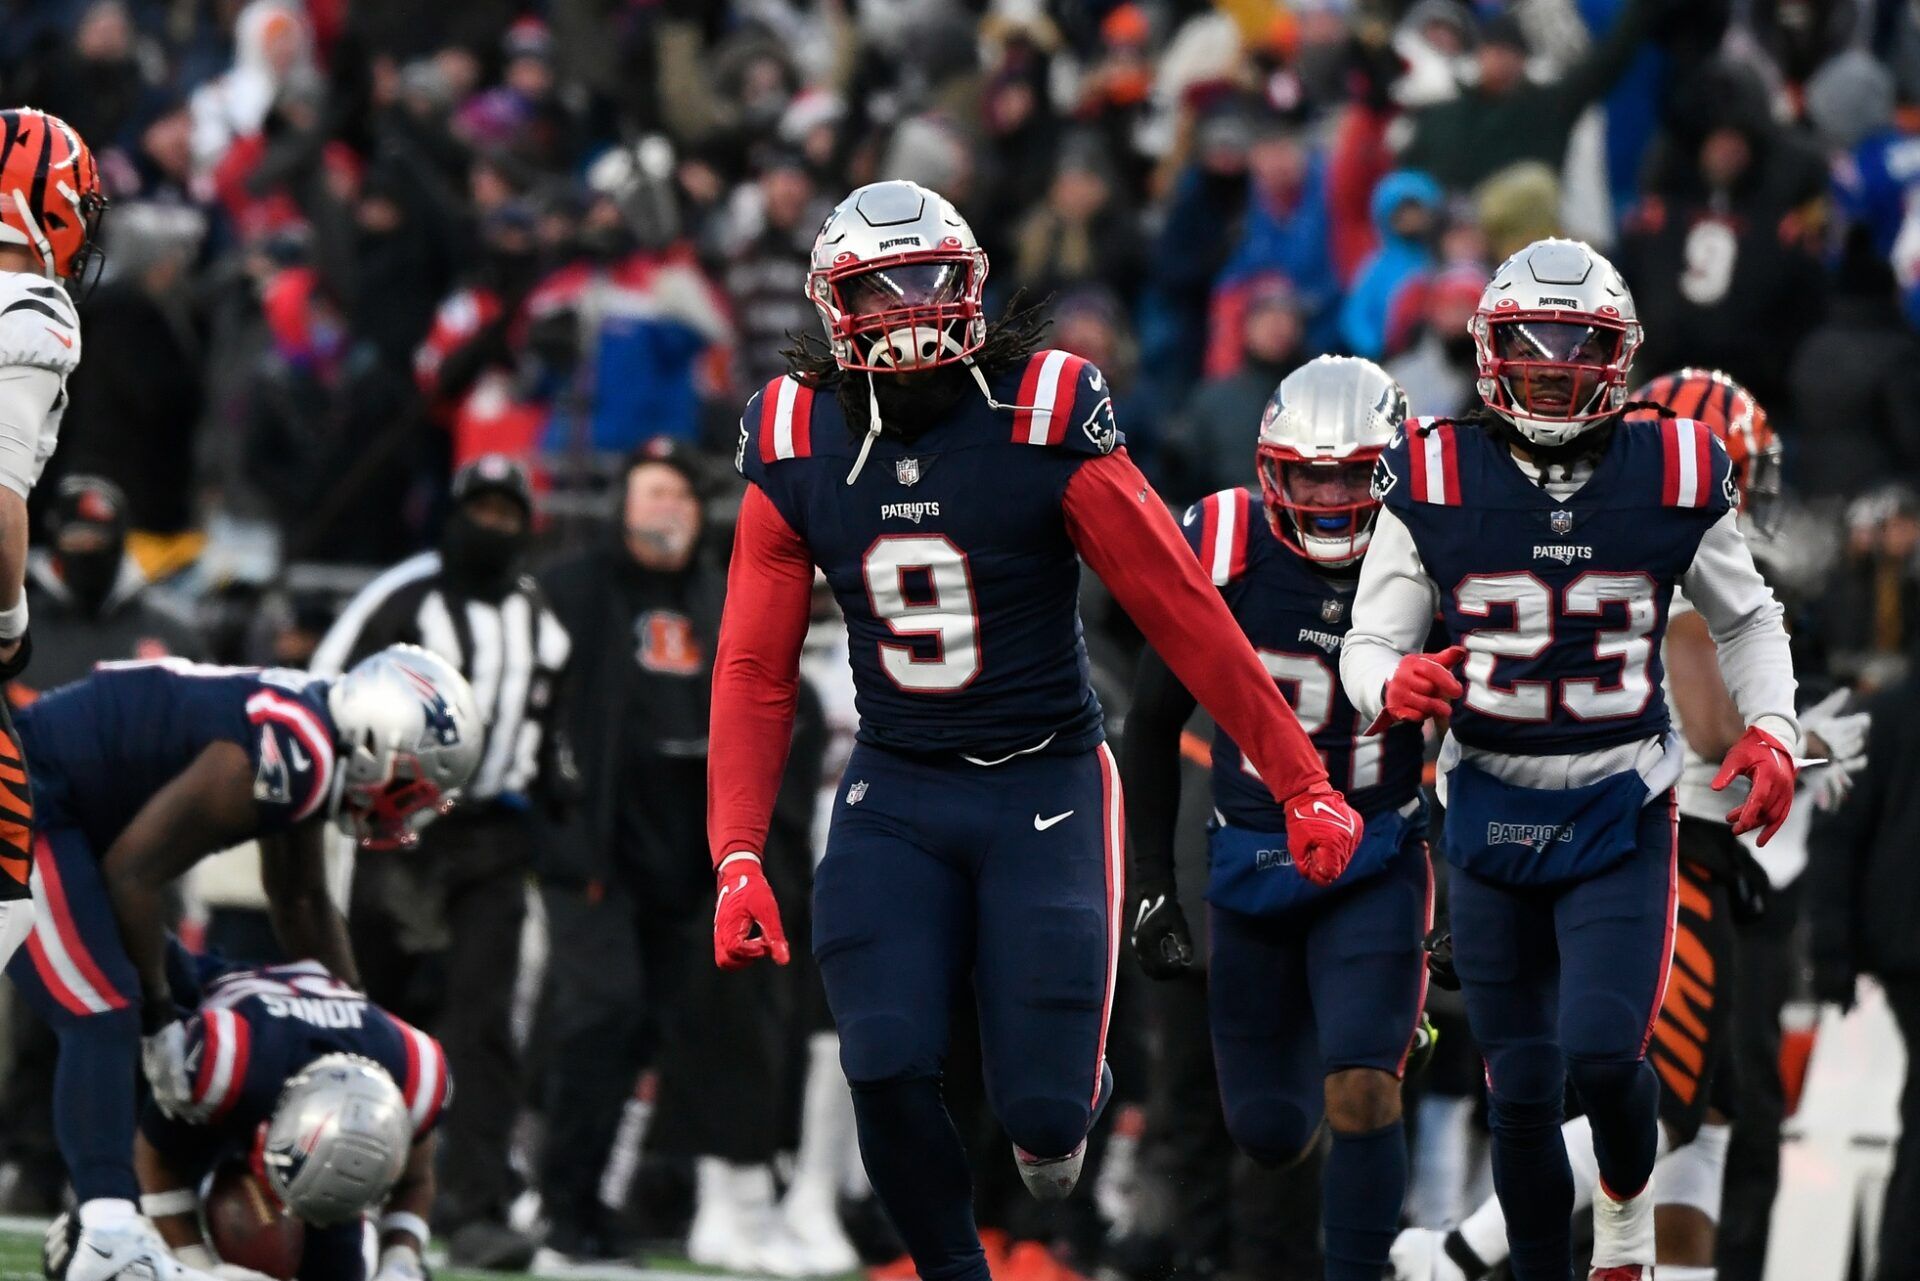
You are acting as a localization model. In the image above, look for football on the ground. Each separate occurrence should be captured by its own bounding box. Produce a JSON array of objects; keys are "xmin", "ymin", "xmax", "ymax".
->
[{"xmin": 205, "ymin": 1162, "xmax": 304, "ymax": 1280}]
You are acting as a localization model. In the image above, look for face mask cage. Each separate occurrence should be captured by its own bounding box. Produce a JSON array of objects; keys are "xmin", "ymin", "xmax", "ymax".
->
[
  {"xmin": 809, "ymin": 249, "xmax": 988, "ymax": 373},
  {"xmin": 1475, "ymin": 311, "xmax": 1635, "ymax": 423},
  {"xmin": 1255, "ymin": 449, "xmax": 1383, "ymax": 565},
  {"xmin": 338, "ymin": 754, "xmax": 451, "ymax": 850}
]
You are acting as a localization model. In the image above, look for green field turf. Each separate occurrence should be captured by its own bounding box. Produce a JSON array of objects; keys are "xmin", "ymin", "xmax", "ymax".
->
[{"xmin": 0, "ymin": 1218, "xmax": 861, "ymax": 1281}]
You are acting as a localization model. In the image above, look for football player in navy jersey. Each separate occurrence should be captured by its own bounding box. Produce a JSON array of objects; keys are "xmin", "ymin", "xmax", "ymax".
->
[
  {"xmin": 1123, "ymin": 356, "xmax": 1432, "ymax": 1280},
  {"xmin": 706, "ymin": 179, "xmax": 1364, "ymax": 1281},
  {"xmin": 116, "ymin": 958, "xmax": 452, "ymax": 1281},
  {"xmin": 1341, "ymin": 240, "xmax": 1802, "ymax": 1281},
  {"xmin": 6, "ymin": 647, "xmax": 480, "ymax": 1281}
]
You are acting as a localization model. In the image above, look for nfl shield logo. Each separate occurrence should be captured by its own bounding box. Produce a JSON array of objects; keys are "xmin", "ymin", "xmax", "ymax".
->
[
  {"xmin": 1550, "ymin": 509, "xmax": 1574, "ymax": 536},
  {"xmin": 846, "ymin": 780, "xmax": 868, "ymax": 805},
  {"xmin": 895, "ymin": 458, "xmax": 921, "ymax": 487},
  {"xmin": 1321, "ymin": 598, "xmax": 1346, "ymax": 623}
]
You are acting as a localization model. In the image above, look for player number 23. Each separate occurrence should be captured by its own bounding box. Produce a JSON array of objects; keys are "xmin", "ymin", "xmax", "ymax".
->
[
  {"xmin": 1455, "ymin": 571, "xmax": 1657, "ymax": 722},
  {"xmin": 862, "ymin": 535, "xmax": 982, "ymax": 692}
]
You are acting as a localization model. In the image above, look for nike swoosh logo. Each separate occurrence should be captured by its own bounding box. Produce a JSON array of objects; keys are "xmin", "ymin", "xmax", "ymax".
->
[
  {"xmin": 1182, "ymin": 508, "xmax": 1198, "ymax": 526},
  {"xmin": 45, "ymin": 328, "xmax": 71, "ymax": 349},
  {"xmin": 1034, "ymin": 810, "xmax": 1074, "ymax": 830},
  {"xmin": 1296, "ymin": 799, "xmax": 1357, "ymax": 836},
  {"xmin": 714, "ymin": 874, "xmax": 747, "ymax": 914},
  {"xmin": 1134, "ymin": 894, "xmax": 1163, "ymax": 932}
]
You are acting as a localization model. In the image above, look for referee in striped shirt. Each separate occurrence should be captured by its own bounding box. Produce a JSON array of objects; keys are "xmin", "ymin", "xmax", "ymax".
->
[{"xmin": 310, "ymin": 453, "xmax": 569, "ymax": 1270}]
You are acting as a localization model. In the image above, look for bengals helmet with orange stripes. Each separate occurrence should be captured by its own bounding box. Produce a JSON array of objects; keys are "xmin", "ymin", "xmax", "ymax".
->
[
  {"xmin": 1628, "ymin": 368, "xmax": 1782, "ymax": 530},
  {"xmin": 0, "ymin": 109, "xmax": 105, "ymax": 285}
]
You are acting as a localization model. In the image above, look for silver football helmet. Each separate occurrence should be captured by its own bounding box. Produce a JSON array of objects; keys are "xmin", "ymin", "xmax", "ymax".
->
[
  {"xmin": 328, "ymin": 644, "xmax": 481, "ymax": 850},
  {"xmin": 1256, "ymin": 355, "xmax": 1407, "ymax": 566},
  {"xmin": 1469, "ymin": 238, "xmax": 1643, "ymax": 448},
  {"xmin": 262, "ymin": 1054, "xmax": 411, "ymax": 1226},
  {"xmin": 807, "ymin": 180, "xmax": 988, "ymax": 373}
]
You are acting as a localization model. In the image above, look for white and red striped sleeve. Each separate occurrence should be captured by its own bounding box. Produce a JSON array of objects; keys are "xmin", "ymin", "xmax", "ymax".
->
[
  {"xmin": 394, "ymin": 1018, "xmax": 452, "ymax": 1135},
  {"xmin": 1009, "ymin": 351, "xmax": 1120, "ymax": 455},
  {"xmin": 1659, "ymin": 417, "xmax": 1727, "ymax": 510},
  {"xmin": 1406, "ymin": 420, "xmax": 1461, "ymax": 506},
  {"xmin": 187, "ymin": 1008, "xmax": 254, "ymax": 1121},
  {"xmin": 244, "ymin": 690, "xmax": 337, "ymax": 825},
  {"xmin": 1181, "ymin": 488, "xmax": 1252, "ymax": 586}
]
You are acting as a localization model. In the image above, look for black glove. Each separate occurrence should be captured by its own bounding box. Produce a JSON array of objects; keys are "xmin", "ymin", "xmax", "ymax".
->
[
  {"xmin": 1130, "ymin": 884, "xmax": 1194, "ymax": 980},
  {"xmin": 1425, "ymin": 927, "xmax": 1460, "ymax": 991}
]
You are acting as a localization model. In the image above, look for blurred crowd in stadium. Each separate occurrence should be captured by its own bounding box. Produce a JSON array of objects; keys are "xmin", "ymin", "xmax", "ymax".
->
[{"xmin": 5, "ymin": 0, "xmax": 1920, "ymax": 1278}]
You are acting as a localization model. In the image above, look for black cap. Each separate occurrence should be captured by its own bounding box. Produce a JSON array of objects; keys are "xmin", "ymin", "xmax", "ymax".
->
[
  {"xmin": 451, "ymin": 453, "xmax": 534, "ymax": 515},
  {"xmin": 624, "ymin": 435, "xmax": 703, "ymax": 494},
  {"xmin": 1481, "ymin": 13, "xmax": 1528, "ymax": 52}
]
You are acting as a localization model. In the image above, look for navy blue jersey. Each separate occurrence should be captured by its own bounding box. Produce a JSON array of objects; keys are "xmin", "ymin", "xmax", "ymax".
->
[
  {"xmin": 736, "ymin": 350, "xmax": 1121, "ymax": 758},
  {"xmin": 1374, "ymin": 415, "xmax": 1733, "ymax": 754},
  {"xmin": 140, "ymin": 961, "xmax": 449, "ymax": 1167},
  {"xmin": 19, "ymin": 659, "xmax": 338, "ymax": 851},
  {"xmin": 1182, "ymin": 489, "xmax": 1423, "ymax": 825}
]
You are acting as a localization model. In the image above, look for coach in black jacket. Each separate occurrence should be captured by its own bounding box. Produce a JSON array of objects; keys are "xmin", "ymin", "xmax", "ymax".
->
[
  {"xmin": 310, "ymin": 453, "xmax": 568, "ymax": 1270},
  {"xmin": 1810, "ymin": 672, "xmax": 1920, "ymax": 1275}
]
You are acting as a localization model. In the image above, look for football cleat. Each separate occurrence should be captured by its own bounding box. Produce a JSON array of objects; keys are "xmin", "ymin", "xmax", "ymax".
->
[
  {"xmin": 1013, "ymin": 1140, "xmax": 1086, "ymax": 1202},
  {"xmin": 1389, "ymin": 1227, "xmax": 1469, "ymax": 1281},
  {"xmin": 55, "ymin": 1215, "xmax": 221, "ymax": 1281}
]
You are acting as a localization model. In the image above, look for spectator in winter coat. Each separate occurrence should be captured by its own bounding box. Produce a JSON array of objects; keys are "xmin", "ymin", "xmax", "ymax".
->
[
  {"xmin": 1214, "ymin": 115, "xmax": 1339, "ymax": 343},
  {"xmin": 1338, "ymin": 169, "xmax": 1441, "ymax": 359},
  {"xmin": 1397, "ymin": 0, "xmax": 1663, "ymax": 193},
  {"xmin": 1162, "ymin": 276, "xmax": 1308, "ymax": 506},
  {"xmin": 1786, "ymin": 231, "xmax": 1920, "ymax": 498}
]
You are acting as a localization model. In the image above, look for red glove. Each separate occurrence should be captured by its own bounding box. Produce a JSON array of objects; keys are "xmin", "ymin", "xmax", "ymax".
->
[
  {"xmin": 713, "ymin": 851, "xmax": 790, "ymax": 969},
  {"xmin": 1283, "ymin": 782, "xmax": 1365, "ymax": 886},
  {"xmin": 1711, "ymin": 724, "xmax": 1799, "ymax": 846},
  {"xmin": 1380, "ymin": 645, "xmax": 1467, "ymax": 728}
]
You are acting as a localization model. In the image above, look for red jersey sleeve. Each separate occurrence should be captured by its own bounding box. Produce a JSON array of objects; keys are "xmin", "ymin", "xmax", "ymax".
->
[
  {"xmin": 706, "ymin": 484, "xmax": 816, "ymax": 866},
  {"xmin": 1062, "ymin": 450, "xmax": 1330, "ymax": 803}
]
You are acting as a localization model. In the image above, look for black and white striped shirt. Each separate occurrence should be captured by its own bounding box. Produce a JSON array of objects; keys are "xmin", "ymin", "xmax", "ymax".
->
[{"xmin": 311, "ymin": 552, "xmax": 572, "ymax": 802}]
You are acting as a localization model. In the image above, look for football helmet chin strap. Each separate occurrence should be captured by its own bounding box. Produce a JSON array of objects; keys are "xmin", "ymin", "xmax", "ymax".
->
[{"xmin": 843, "ymin": 329, "xmax": 1054, "ymax": 484}]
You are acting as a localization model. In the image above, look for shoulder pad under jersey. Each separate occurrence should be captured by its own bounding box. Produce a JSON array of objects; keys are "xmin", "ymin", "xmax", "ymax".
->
[
  {"xmin": 1180, "ymin": 487, "xmax": 1255, "ymax": 586},
  {"xmin": 1004, "ymin": 350, "xmax": 1121, "ymax": 457},
  {"xmin": 736, "ymin": 374, "xmax": 820, "ymax": 483},
  {"xmin": 0, "ymin": 273, "xmax": 78, "ymax": 376}
]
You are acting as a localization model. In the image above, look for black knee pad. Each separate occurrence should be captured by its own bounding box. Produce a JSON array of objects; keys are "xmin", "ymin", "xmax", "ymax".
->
[
  {"xmin": 838, "ymin": 1013, "xmax": 941, "ymax": 1085},
  {"xmin": 1224, "ymin": 1093, "xmax": 1318, "ymax": 1167},
  {"xmin": 1000, "ymin": 1094, "xmax": 1091, "ymax": 1160},
  {"xmin": 1567, "ymin": 1055, "xmax": 1644, "ymax": 1108},
  {"xmin": 1485, "ymin": 1042, "xmax": 1564, "ymax": 1135}
]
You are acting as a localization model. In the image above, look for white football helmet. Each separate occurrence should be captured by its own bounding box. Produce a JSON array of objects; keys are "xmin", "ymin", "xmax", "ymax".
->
[
  {"xmin": 807, "ymin": 179, "xmax": 988, "ymax": 373},
  {"xmin": 262, "ymin": 1054, "xmax": 412, "ymax": 1225},
  {"xmin": 1257, "ymin": 355, "xmax": 1408, "ymax": 566},
  {"xmin": 1469, "ymin": 238, "xmax": 1643, "ymax": 448},
  {"xmin": 328, "ymin": 644, "xmax": 482, "ymax": 849}
]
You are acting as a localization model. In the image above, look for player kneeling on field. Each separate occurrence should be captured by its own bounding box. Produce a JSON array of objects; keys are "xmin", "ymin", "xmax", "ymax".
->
[
  {"xmin": 8, "ymin": 647, "xmax": 479, "ymax": 1281},
  {"xmin": 44, "ymin": 957, "xmax": 449, "ymax": 1281}
]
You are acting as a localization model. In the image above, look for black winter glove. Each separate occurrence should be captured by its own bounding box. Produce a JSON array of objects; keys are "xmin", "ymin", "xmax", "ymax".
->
[{"xmin": 1129, "ymin": 883, "xmax": 1194, "ymax": 980}]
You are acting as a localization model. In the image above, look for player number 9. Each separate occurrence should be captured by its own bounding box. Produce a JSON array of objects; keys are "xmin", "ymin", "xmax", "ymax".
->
[{"xmin": 862, "ymin": 535, "xmax": 982, "ymax": 693}]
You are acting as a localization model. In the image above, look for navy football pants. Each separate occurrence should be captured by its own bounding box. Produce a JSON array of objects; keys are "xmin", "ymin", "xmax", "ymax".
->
[
  {"xmin": 1207, "ymin": 827, "xmax": 1431, "ymax": 1159},
  {"xmin": 813, "ymin": 742, "xmax": 1122, "ymax": 1281},
  {"xmin": 4, "ymin": 826, "xmax": 142, "ymax": 1202},
  {"xmin": 1450, "ymin": 794, "xmax": 1679, "ymax": 1281},
  {"xmin": 1208, "ymin": 825, "xmax": 1430, "ymax": 1280}
]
